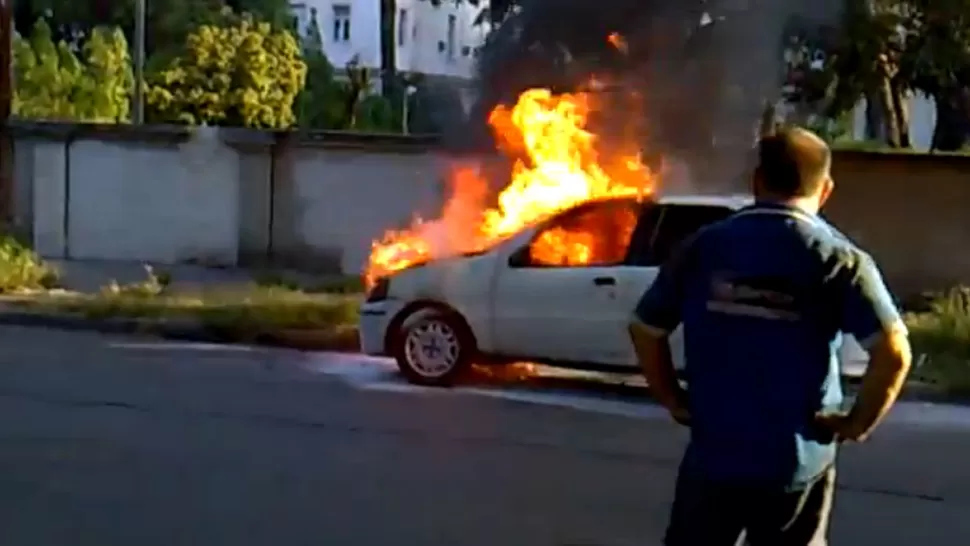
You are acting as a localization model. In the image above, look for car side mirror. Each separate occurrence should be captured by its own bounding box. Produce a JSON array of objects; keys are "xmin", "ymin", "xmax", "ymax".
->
[{"xmin": 508, "ymin": 245, "xmax": 532, "ymax": 268}]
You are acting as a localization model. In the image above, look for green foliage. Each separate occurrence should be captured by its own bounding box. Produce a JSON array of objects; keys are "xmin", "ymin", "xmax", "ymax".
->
[
  {"xmin": 787, "ymin": 0, "xmax": 970, "ymax": 149},
  {"xmin": 355, "ymin": 95, "xmax": 396, "ymax": 131},
  {"xmin": 12, "ymin": 20, "xmax": 133, "ymax": 122},
  {"xmin": 804, "ymin": 113, "xmax": 853, "ymax": 143},
  {"xmin": 0, "ymin": 236, "xmax": 59, "ymax": 293},
  {"xmin": 20, "ymin": 0, "xmax": 294, "ymax": 60},
  {"xmin": 295, "ymin": 9, "xmax": 345, "ymax": 129},
  {"xmin": 786, "ymin": 1, "xmax": 906, "ymax": 120},
  {"xmin": 899, "ymin": 0, "xmax": 970, "ymax": 96},
  {"xmin": 294, "ymin": 8, "xmax": 400, "ymax": 133},
  {"xmin": 146, "ymin": 11, "xmax": 307, "ymax": 128},
  {"xmin": 906, "ymin": 287, "xmax": 970, "ymax": 394}
]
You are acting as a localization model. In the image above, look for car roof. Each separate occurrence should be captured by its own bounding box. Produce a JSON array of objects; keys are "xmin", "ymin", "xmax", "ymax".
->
[{"xmin": 655, "ymin": 193, "xmax": 752, "ymax": 210}]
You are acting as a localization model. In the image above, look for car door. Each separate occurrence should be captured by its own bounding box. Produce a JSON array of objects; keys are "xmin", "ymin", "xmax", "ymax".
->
[
  {"xmin": 617, "ymin": 204, "xmax": 737, "ymax": 370},
  {"xmin": 490, "ymin": 199, "xmax": 649, "ymax": 364}
]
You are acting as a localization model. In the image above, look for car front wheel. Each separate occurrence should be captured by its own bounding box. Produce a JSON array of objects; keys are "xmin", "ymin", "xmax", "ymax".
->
[{"xmin": 392, "ymin": 311, "xmax": 475, "ymax": 386}]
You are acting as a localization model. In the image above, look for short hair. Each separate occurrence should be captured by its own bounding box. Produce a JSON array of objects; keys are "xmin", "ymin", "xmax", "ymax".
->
[{"xmin": 755, "ymin": 127, "xmax": 832, "ymax": 197}]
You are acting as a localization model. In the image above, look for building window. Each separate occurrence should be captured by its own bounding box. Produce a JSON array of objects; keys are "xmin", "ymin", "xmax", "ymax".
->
[
  {"xmin": 398, "ymin": 9, "xmax": 408, "ymax": 46},
  {"xmin": 446, "ymin": 14, "xmax": 456, "ymax": 59},
  {"xmin": 332, "ymin": 4, "xmax": 351, "ymax": 43},
  {"xmin": 290, "ymin": 2, "xmax": 309, "ymax": 36}
]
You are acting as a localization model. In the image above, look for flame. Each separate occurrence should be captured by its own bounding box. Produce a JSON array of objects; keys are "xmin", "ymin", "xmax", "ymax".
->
[
  {"xmin": 607, "ymin": 32, "xmax": 628, "ymax": 54},
  {"xmin": 365, "ymin": 87, "xmax": 655, "ymax": 287}
]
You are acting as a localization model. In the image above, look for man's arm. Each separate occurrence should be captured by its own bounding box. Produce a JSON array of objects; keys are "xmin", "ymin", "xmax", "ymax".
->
[
  {"xmin": 629, "ymin": 239, "xmax": 694, "ymax": 424},
  {"xmin": 629, "ymin": 321, "xmax": 689, "ymax": 424},
  {"xmin": 833, "ymin": 251, "xmax": 912, "ymax": 441}
]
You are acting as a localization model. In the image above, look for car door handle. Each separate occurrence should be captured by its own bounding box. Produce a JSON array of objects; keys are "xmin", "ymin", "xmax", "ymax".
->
[{"xmin": 593, "ymin": 276, "xmax": 616, "ymax": 286}]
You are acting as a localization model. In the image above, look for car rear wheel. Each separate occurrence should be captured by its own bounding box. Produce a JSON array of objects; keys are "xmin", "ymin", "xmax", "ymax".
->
[{"xmin": 392, "ymin": 311, "xmax": 475, "ymax": 386}]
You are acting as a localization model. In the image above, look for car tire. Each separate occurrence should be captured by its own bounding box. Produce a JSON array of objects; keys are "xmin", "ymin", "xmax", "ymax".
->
[{"xmin": 392, "ymin": 310, "xmax": 476, "ymax": 387}]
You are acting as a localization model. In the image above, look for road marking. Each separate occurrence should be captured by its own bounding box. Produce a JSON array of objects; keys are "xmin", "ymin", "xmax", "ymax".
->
[{"xmin": 303, "ymin": 352, "xmax": 970, "ymax": 431}]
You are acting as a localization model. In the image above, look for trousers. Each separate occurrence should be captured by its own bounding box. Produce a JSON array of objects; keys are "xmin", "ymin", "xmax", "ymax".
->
[{"xmin": 664, "ymin": 457, "xmax": 835, "ymax": 546}]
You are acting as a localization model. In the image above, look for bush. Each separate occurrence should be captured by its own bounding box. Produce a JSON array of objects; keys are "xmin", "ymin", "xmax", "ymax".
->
[
  {"xmin": 0, "ymin": 236, "xmax": 59, "ymax": 292},
  {"xmin": 146, "ymin": 10, "xmax": 307, "ymax": 128},
  {"xmin": 13, "ymin": 20, "xmax": 133, "ymax": 122},
  {"xmin": 906, "ymin": 287, "xmax": 970, "ymax": 393}
]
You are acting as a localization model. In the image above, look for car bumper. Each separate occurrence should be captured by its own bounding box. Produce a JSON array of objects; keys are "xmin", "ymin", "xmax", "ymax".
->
[{"xmin": 358, "ymin": 300, "xmax": 407, "ymax": 356}]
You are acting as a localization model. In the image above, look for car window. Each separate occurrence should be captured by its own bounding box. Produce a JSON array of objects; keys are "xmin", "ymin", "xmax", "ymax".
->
[
  {"xmin": 524, "ymin": 200, "xmax": 642, "ymax": 267},
  {"xmin": 640, "ymin": 204, "xmax": 734, "ymax": 265}
]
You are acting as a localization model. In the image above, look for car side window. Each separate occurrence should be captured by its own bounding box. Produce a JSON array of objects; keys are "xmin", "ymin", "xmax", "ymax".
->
[
  {"xmin": 518, "ymin": 201, "xmax": 642, "ymax": 268},
  {"xmin": 641, "ymin": 205, "xmax": 734, "ymax": 265}
]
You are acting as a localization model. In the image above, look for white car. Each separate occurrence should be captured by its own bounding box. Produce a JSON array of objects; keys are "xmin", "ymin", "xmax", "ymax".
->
[{"xmin": 359, "ymin": 194, "xmax": 868, "ymax": 386}]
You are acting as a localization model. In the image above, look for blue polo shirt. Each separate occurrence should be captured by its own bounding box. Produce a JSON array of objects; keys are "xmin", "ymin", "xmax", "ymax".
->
[{"xmin": 634, "ymin": 202, "xmax": 903, "ymax": 488}]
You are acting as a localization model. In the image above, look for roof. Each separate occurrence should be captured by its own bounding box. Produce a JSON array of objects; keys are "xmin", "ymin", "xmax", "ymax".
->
[{"xmin": 656, "ymin": 193, "xmax": 753, "ymax": 210}]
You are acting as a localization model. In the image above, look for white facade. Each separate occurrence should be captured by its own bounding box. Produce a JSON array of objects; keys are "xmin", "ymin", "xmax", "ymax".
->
[{"xmin": 290, "ymin": 0, "xmax": 490, "ymax": 80}]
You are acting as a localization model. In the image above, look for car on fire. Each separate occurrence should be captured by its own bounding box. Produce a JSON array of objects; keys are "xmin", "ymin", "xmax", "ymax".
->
[{"xmin": 358, "ymin": 193, "xmax": 868, "ymax": 386}]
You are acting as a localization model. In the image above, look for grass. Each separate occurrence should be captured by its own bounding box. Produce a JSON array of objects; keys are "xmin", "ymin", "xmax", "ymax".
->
[
  {"xmin": 0, "ymin": 235, "xmax": 59, "ymax": 292},
  {"xmin": 905, "ymin": 287, "xmax": 970, "ymax": 395},
  {"xmin": 21, "ymin": 289, "xmax": 361, "ymax": 329},
  {"xmin": 4, "ymin": 265, "xmax": 362, "ymax": 349}
]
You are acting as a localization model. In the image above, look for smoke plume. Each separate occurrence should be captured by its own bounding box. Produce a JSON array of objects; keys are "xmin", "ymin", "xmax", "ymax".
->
[{"xmin": 459, "ymin": 0, "xmax": 844, "ymax": 192}]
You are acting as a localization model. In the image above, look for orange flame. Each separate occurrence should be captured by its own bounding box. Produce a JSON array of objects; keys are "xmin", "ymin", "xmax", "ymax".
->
[
  {"xmin": 365, "ymin": 87, "xmax": 655, "ymax": 287},
  {"xmin": 607, "ymin": 32, "xmax": 628, "ymax": 54}
]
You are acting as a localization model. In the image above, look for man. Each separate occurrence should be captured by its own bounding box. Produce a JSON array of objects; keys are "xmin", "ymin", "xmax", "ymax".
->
[{"xmin": 630, "ymin": 127, "xmax": 912, "ymax": 545}]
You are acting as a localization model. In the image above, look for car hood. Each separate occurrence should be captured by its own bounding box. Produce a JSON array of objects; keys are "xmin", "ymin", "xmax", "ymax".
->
[{"xmin": 387, "ymin": 250, "xmax": 499, "ymax": 300}]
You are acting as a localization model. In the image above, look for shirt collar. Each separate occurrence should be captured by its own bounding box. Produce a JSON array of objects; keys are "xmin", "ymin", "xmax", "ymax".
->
[{"xmin": 738, "ymin": 200, "xmax": 822, "ymax": 226}]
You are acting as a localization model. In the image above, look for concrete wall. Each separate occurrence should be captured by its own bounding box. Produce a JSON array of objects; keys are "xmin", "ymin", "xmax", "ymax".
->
[
  {"xmin": 7, "ymin": 121, "xmax": 970, "ymax": 298},
  {"xmin": 12, "ymin": 124, "xmax": 240, "ymax": 265},
  {"xmin": 9, "ymin": 122, "xmax": 484, "ymax": 276},
  {"xmin": 826, "ymin": 151, "xmax": 970, "ymax": 297}
]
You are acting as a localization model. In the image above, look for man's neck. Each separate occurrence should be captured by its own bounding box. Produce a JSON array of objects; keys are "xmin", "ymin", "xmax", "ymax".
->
[{"xmin": 754, "ymin": 195, "xmax": 819, "ymax": 215}]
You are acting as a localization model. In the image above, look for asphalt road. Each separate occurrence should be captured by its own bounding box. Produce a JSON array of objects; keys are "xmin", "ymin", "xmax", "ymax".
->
[{"xmin": 0, "ymin": 326, "xmax": 968, "ymax": 546}]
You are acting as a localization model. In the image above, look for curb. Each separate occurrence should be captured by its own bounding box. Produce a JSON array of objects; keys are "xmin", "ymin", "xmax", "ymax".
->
[
  {"xmin": 0, "ymin": 309, "xmax": 965, "ymax": 406},
  {"xmin": 0, "ymin": 308, "xmax": 191, "ymax": 335}
]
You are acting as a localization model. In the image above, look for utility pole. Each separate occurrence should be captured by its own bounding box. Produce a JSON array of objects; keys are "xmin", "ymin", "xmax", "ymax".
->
[
  {"xmin": 133, "ymin": 0, "xmax": 146, "ymax": 124},
  {"xmin": 0, "ymin": 0, "xmax": 13, "ymax": 229}
]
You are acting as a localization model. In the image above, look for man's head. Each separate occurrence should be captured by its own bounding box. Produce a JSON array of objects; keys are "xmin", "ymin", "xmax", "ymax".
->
[{"xmin": 752, "ymin": 127, "xmax": 834, "ymax": 213}]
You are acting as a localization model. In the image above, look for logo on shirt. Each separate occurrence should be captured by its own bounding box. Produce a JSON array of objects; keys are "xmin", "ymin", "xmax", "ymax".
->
[{"xmin": 706, "ymin": 276, "xmax": 801, "ymax": 321}]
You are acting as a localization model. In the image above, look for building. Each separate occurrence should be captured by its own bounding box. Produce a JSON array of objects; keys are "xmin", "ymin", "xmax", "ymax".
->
[{"xmin": 289, "ymin": 0, "xmax": 490, "ymax": 83}]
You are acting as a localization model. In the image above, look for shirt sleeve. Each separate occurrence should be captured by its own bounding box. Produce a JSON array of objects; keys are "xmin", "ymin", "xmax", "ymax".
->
[
  {"xmin": 837, "ymin": 249, "xmax": 906, "ymax": 348},
  {"xmin": 632, "ymin": 235, "xmax": 697, "ymax": 334}
]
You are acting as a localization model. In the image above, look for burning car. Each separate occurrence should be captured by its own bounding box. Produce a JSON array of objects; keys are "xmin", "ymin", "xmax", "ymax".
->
[{"xmin": 357, "ymin": 87, "xmax": 867, "ymax": 386}]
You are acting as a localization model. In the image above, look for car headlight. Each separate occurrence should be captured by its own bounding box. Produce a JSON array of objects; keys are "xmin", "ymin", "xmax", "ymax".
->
[{"xmin": 365, "ymin": 277, "xmax": 390, "ymax": 303}]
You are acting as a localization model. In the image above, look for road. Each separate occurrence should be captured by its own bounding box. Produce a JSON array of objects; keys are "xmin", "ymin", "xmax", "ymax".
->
[{"xmin": 0, "ymin": 326, "xmax": 967, "ymax": 545}]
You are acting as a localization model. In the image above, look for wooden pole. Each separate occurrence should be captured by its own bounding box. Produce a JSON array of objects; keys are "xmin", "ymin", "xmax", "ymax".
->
[
  {"xmin": 0, "ymin": 0, "xmax": 13, "ymax": 230},
  {"xmin": 133, "ymin": 0, "xmax": 146, "ymax": 123}
]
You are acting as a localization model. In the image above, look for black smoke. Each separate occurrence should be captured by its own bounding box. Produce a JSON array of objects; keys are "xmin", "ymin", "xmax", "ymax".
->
[{"xmin": 453, "ymin": 0, "xmax": 843, "ymax": 192}]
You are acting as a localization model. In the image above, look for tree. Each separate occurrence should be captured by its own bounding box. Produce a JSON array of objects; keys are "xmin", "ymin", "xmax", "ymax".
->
[
  {"xmin": 380, "ymin": 0, "xmax": 395, "ymax": 97},
  {"xmin": 145, "ymin": 12, "xmax": 307, "ymax": 128},
  {"xmin": 17, "ymin": 0, "xmax": 292, "ymax": 59},
  {"xmin": 901, "ymin": 0, "xmax": 970, "ymax": 150},
  {"xmin": 295, "ymin": 9, "xmax": 344, "ymax": 129},
  {"xmin": 13, "ymin": 19, "xmax": 133, "ymax": 122},
  {"xmin": 785, "ymin": 0, "xmax": 912, "ymax": 147},
  {"xmin": 341, "ymin": 57, "xmax": 372, "ymax": 130}
]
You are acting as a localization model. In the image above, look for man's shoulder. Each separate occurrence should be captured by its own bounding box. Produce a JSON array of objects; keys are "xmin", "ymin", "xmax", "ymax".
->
[{"xmin": 807, "ymin": 221, "xmax": 875, "ymax": 274}]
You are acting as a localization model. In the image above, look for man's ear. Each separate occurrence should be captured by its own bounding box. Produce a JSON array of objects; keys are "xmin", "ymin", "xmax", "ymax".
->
[
  {"xmin": 752, "ymin": 166, "xmax": 765, "ymax": 194},
  {"xmin": 818, "ymin": 176, "xmax": 835, "ymax": 207}
]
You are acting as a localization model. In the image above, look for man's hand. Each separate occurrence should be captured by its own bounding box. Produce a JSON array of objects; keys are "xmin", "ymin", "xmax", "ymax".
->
[
  {"xmin": 670, "ymin": 405, "xmax": 691, "ymax": 427},
  {"xmin": 814, "ymin": 411, "xmax": 867, "ymax": 443}
]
